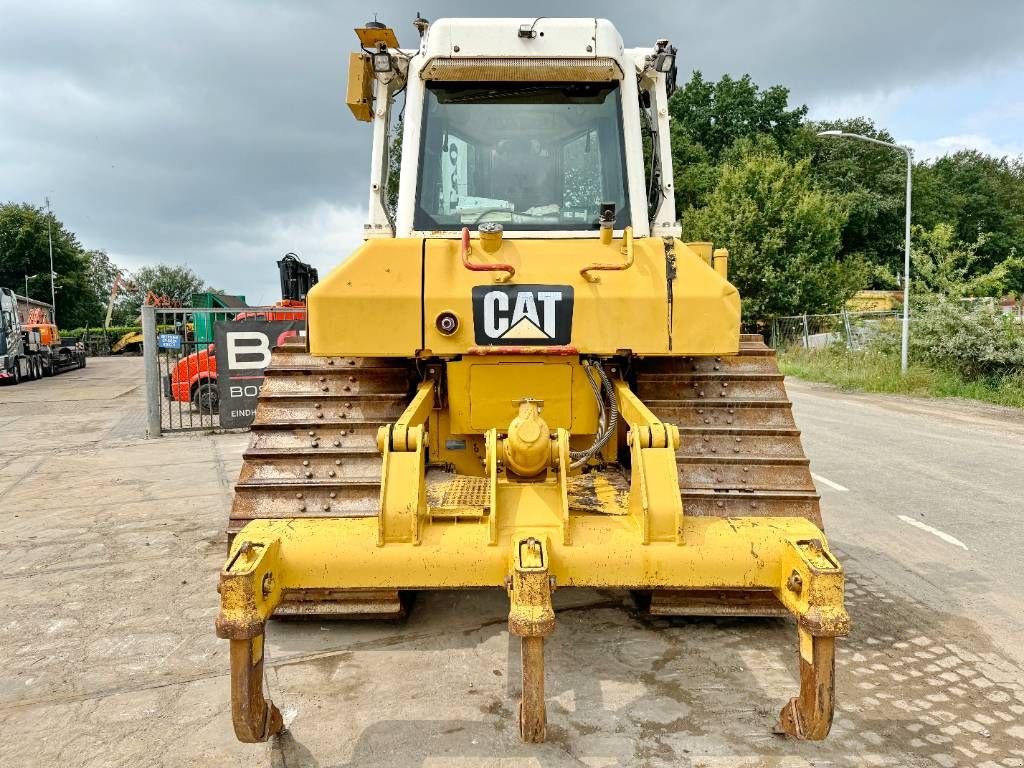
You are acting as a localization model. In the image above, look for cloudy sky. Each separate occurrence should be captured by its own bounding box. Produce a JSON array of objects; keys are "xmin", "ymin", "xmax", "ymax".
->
[{"xmin": 2, "ymin": 1, "xmax": 1022, "ymax": 303}]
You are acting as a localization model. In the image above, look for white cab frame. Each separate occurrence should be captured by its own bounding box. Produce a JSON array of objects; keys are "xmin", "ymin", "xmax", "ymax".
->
[{"xmin": 363, "ymin": 18, "xmax": 679, "ymax": 240}]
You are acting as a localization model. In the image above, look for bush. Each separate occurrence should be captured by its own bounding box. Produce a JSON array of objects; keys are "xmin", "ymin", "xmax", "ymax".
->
[{"xmin": 901, "ymin": 298, "xmax": 1024, "ymax": 379}]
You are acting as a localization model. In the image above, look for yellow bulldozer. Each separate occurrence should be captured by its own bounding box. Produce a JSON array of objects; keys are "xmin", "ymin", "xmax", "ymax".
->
[{"xmin": 216, "ymin": 16, "xmax": 849, "ymax": 745}]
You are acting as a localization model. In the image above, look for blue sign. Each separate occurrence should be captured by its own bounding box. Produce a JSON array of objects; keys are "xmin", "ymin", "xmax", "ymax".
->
[{"xmin": 157, "ymin": 333, "xmax": 182, "ymax": 349}]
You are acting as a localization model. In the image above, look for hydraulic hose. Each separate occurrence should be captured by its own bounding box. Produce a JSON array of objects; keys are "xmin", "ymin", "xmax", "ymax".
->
[{"xmin": 569, "ymin": 361, "xmax": 619, "ymax": 469}]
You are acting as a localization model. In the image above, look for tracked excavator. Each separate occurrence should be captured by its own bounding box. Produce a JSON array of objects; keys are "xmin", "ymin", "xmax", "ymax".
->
[{"xmin": 216, "ymin": 16, "xmax": 849, "ymax": 744}]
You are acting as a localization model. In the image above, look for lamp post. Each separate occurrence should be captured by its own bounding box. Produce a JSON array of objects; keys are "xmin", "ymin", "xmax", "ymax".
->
[
  {"xmin": 44, "ymin": 196, "xmax": 57, "ymax": 320},
  {"xmin": 817, "ymin": 130, "xmax": 913, "ymax": 373}
]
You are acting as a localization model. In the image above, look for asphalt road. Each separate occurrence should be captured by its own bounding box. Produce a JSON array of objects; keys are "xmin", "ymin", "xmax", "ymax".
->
[
  {"xmin": 788, "ymin": 379, "xmax": 1024, "ymax": 670},
  {"xmin": 1, "ymin": 358, "xmax": 1023, "ymax": 768}
]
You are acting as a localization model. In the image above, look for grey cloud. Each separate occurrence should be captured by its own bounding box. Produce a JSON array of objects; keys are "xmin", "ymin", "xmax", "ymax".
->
[{"xmin": 1, "ymin": 0, "xmax": 1022, "ymax": 299}]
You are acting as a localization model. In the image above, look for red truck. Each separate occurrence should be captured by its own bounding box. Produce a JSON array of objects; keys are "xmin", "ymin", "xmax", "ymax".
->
[{"xmin": 164, "ymin": 254, "xmax": 316, "ymax": 413}]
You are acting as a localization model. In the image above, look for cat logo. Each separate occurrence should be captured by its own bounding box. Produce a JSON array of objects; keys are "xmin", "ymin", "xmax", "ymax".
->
[{"xmin": 472, "ymin": 284, "xmax": 574, "ymax": 346}]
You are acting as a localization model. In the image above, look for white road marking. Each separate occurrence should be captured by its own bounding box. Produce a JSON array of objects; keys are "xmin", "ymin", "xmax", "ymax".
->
[
  {"xmin": 812, "ymin": 473, "xmax": 849, "ymax": 492},
  {"xmin": 898, "ymin": 515, "xmax": 969, "ymax": 551}
]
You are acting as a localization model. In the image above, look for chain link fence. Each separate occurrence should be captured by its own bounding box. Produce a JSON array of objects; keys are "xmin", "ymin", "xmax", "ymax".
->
[{"xmin": 768, "ymin": 310, "xmax": 901, "ymax": 351}]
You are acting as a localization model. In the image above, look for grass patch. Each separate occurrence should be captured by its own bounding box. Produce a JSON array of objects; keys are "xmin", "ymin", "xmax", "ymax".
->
[{"xmin": 778, "ymin": 346, "xmax": 1024, "ymax": 409}]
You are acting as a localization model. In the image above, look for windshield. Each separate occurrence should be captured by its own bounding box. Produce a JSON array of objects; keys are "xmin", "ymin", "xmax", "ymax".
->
[{"xmin": 415, "ymin": 82, "xmax": 629, "ymax": 232}]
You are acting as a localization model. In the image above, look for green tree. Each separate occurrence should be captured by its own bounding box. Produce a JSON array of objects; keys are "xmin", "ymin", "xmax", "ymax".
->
[
  {"xmin": 910, "ymin": 222, "xmax": 1019, "ymax": 297},
  {"xmin": 682, "ymin": 141, "xmax": 863, "ymax": 321},
  {"xmin": 802, "ymin": 117, "xmax": 908, "ymax": 285},
  {"xmin": 669, "ymin": 72, "xmax": 808, "ymax": 161},
  {"xmin": 83, "ymin": 249, "xmax": 122, "ymax": 313},
  {"xmin": 667, "ymin": 72, "xmax": 807, "ymax": 215},
  {"xmin": 0, "ymin": 202, "xmax": 103, "ymax": 327},
  {"xmin": 913, "ymin": 151, "xmax": 1024, "ymax": 280},
  {"xmin": 124, "ymin": 264, "xmax": 207, "ymax": 318},
  {"xmin": 669, "ymin": 127, "xmax": 718, "ymax": 213},
  {"xmin": 385, "ymin": 130, "xmax": 403, "ymax": 223}
]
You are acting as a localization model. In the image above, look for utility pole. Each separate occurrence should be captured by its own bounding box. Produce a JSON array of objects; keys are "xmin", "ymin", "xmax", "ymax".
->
[
  {"xmin": 45, "ymin": 196, "xmax": 57, "ymax": 320},
  {"xmin": 817, "ymin": 131, "xmax": 913, "ymax": 373}
]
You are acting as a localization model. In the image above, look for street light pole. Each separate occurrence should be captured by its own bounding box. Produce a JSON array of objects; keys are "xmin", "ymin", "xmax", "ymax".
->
[
  {"xmin": 817, "ymin": 130, "xmax": 913, "ymax": 373},
  {"xmin": 901, "ymin": 149, "xmax": 912, "ymax": 374},
  {"xmin": 45, "ymin": 196, "xmax": 57, "ymax": 320},
  {"xmin": 24, "ymin": 273, "xmax": 41, "ymax": 299}
]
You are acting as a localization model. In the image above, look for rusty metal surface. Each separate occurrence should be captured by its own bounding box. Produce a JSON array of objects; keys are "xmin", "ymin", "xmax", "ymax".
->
[
  {"xmin": 638, "ymin": 335, "xmax": 823, "ymax": 530},
  {"xmin": 228, "ymin": 344, "xmax": 412, "ymax": 613},
  {"xmin": 646, "ymin": 588, "xmax": 789, "ymax": 618},
  {"xmin": 228, "ymin": 345, "xmax": 411, "ymax": 536},
  {"xmin": 274, "ymin": 588, "xmax": 406, "ymax": 619},
  {"xmin": 775, "ymin": 633, "xmax": 837, "ymax": 740},
  {"xmin": 519, "ymin": 636, "xmax": 547, "ymax": 743},
  {"xmin": 229, "ymin": 637, "xmax": 283, "ymax": 743},
  {"xmin": 426, "ymin": 470, "xmax": 490, "ymax": 512},
  {"xmin": 566, "ymin": 469, "xmax": 630, "ymax": 514}
]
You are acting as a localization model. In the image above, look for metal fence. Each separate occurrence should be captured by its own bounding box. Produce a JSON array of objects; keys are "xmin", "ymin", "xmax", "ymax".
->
[
  {"xmin": 142, "ymin": 305, "xmax": 307, "ymax": 437},
  {"xmin": 768, "ymin": 310, "xmax": 901, "ymax": 351}
]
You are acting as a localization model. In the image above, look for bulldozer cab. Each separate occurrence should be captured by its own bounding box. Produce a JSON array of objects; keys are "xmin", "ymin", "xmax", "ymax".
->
[
  {"xmin": 217, "ymin": 17, "xmax": 849, "ymax": 749},
  {"xmin": 354, "ymin": 17, "xmax": 678, "ymax": 240}
]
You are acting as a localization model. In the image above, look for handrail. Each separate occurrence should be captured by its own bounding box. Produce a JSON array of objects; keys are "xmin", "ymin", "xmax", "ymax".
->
[
  {"xmin": 580, "ymin": 226, "xmax": 634, "ymax": 282},
  {"xmin": 460, "ymin": 227, "xmax": 515, "ymax": 282}
]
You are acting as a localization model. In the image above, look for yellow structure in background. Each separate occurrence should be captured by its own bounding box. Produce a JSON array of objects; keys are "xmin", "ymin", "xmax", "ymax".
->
[{"xmin": 846, "ymin": 290, "xmax": 904, "ymax": 311}]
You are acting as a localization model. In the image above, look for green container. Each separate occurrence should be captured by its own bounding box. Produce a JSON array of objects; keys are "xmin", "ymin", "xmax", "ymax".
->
[{"xmin": 191, "ymin": 292, "xmax": 247, "ymax": 344}]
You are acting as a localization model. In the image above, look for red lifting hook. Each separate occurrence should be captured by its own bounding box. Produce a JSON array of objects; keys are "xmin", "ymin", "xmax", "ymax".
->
[{"xmin": 460, "ymin": 227, "xmax": 515, "ymax": 282}]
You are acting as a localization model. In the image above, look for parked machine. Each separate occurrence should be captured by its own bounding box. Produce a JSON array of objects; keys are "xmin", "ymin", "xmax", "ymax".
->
[
  {"xmin": 165, "ymin": 254, "xmax": 317, "ymax": 413},
  {"xmin": 216, "ymin": 17, "xmax": 849, "ymax": 745},
  {"xmin": 0, "ymin": 287, "xmax": 85, "ymax": 384}
]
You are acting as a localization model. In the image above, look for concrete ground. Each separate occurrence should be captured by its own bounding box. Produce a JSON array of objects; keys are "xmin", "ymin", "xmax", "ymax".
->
[{"xmin": 1, "ymin": 356, "xmax": 1023, "ymax": 768}]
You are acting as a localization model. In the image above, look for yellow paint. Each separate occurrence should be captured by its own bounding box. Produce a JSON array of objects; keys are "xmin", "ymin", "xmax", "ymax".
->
[
  {"xmin": 377, "ymin": 382, "xmax": 433, "ymax": 545},
  {"xmin": 713, "ymin": 247, "xmax": 729, "ymax": 280},
  {"xmin": 468, "ymin": 363, "xmax": 569, "ymax": 431},
  {"xmin": 220, "ymin": 515, "xmax": 847, "ymax": 629},
  {"xmin": 346, "ymin": 52, "xmax": 373, "ymax": 122},
  {"xmin": 670, "ymin": 240, "xmax": 741, "ymax": 355},
  {"xmin": 502, "ymin": 400, "xmax": 552, "ymax": 477},
  {"xmin": 685, "ymin": 241, "xmax": 713, "ymax": 266},
  {"xmin": 446, "ymin": 357, "xmax": 599, "ymax": 435},
  {"xmin": 355, "ymin": 26, "xmax": 399, "ymax": 48},
  {"xmin": 580, "ymin": 475, "xmax": 628, "ymax": 515},
  {"xmin": 799, "ymin": 626, "xmax": 814, "ymax": 663},
  {"xmin": 846, "ymin": 289, "xmax": 903, "ymax": 311},
  {"xmin": 309, "ymin": 236, "xmax": 739, "ymax": 356},
  {"xmin": 479, "ymin": 227, "xmax": 503, "ymax": 253},
  {"xmin": 580, "ymin": 225, "xmax": 635, "ymax": 282},
  {"xmin": 307, "ymin": 239, "xmax": 422, "ymax": 356}
]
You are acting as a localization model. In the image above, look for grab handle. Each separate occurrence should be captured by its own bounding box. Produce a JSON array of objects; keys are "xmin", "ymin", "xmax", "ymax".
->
[
  {"xmin": 580, "ymin": 226, "xmax": 634, "ymax": 283},
  {"xmin": 461, "ymin": 227, "xmax": 515, "ymax": 282}
]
